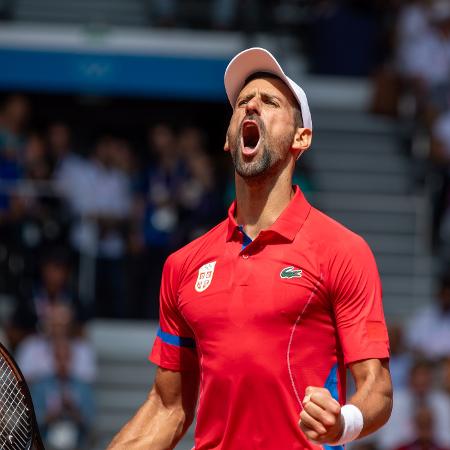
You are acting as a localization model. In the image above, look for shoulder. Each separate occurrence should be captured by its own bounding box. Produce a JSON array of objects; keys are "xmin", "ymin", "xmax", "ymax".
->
[
  {"xmin": 307, "ymin": 206, "xmax": 373, "ymax": 257},
  {"xmin": 304, "ymin": 207, "xmax": 378, "ymax": 288},
  {"xmin": 165, "ymin": 218, "xmax": 228, "ymax": 275}
]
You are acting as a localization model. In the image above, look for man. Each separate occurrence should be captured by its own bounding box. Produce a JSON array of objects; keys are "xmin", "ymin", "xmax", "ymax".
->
[{"xmin": 108, "ymin": 47, "xmax": 392, "ymax": 450}]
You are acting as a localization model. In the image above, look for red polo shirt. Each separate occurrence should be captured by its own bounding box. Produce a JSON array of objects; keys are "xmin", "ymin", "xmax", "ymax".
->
[{"xmin": 150, "ymin": 186, "xmax": 389, "ymax": 450}]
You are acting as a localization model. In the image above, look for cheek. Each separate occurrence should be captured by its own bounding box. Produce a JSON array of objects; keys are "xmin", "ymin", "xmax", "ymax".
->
[
  {"xmin": 227, "ymin": 115, "xmax": 242, "ymax": 141},
  {"xmin": 265, "ymin": 119, "xmax": 290, "ymax": 144}
]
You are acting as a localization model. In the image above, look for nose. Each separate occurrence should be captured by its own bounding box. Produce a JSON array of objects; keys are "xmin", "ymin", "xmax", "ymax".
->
[{"xmin": 245, "ymin": 95, "xmax": 261, "ymax": 116}]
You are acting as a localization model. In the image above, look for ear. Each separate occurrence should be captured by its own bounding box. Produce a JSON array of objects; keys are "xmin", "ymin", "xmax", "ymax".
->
[
  {"xmin": 291, "ymin": 128, "xmax": 312, "ymax": 159},
  {"xmin": 224, "ymin": 135, "xmax": 230, "ymax": 152}
]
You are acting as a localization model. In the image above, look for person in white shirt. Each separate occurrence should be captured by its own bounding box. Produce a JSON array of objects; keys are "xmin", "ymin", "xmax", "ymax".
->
[
  {"xmin": 399, "ymin": 0, "xmax": 450, "ymax": 116},
  {"xmin": 374, "ymin": 359, "xmax": 450, "ymax": 450},
  {"xmin": 405, "ymin": 275, "xmax": 450, "ymax": 360}
]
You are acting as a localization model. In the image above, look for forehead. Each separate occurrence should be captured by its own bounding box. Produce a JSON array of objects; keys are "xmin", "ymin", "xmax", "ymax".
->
[{"xmin": 237, "ymin": 76, "xmax": 298, "ymax": 107}]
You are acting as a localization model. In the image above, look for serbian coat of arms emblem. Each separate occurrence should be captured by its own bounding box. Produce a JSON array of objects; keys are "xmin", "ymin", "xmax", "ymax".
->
[{"xmin": 195, "ymin": 261, "xmax": 216, "ymax": 293}]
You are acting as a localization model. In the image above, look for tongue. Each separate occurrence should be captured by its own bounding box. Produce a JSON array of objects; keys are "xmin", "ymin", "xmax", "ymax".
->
[
  {"xmin": 242, "ymin": 123, "xmax": 260, "ymax": 156},
  {"xmin": 242, "ymin": 145, "xmax": 258, "ymax": 156}
]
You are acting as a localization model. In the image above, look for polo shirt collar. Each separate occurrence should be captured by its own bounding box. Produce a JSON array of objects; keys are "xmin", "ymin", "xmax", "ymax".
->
[{"xmin": 226, "ymin": 185, "xmax": 311, "ymax": 242}]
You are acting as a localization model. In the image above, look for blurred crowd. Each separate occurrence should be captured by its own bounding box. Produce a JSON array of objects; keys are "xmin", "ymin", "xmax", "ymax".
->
[
  {"xmin": 0, "ymin": 93, "xmax": 228, "ymax": 448},
  {"xmin": 369, "ymin": 0, "xmax": 450, "ymax": 270},
  {"xmin": 386, "ymin": 275, "xmax": 449, "ymax": 450},
  {"xmin": 351, "ymin": 274, "xmax": 450, "ymax": 450},
  {"xmin": 0, "ymin": 94, "xmax": 225, "ymax": 320}
]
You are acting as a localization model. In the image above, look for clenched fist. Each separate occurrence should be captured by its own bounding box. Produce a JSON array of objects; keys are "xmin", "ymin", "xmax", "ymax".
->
[{"xmin": 299, "ymin": 386, "xmax": 343, "ymax": 444}]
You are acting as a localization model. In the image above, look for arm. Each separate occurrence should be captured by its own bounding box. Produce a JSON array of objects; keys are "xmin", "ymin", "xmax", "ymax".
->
[
  {"xmin": 348, "ymin": 358, "xmax": 392, "ymax": 437},
  {"xmin": 107, "ymin": 366, "xmax": 199, "ymax": 450},
  {"xmin": 299, "ymin": 358, "xmax": 393, "ymax": 444}
]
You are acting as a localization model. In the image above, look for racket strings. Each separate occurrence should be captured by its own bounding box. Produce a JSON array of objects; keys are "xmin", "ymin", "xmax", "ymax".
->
[
  {"xmin": 0, "ymin": 369, "xmax": 30, "ymax": 449},
  {"xmin": 0, "ymin": 380, "xmax": 30, "ymax": 448},
  {"xmin": 0, "ymin": 359, "xmax": 32, "ymax": 449}
]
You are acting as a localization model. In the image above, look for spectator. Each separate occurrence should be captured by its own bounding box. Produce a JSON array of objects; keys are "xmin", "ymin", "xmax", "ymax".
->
[
  {"xmin": 0, "ymin": 94, "xmax": 29, "ymax": 162},
  {"xmin": 405, "ymin": 274, "xmax": 450, "ymax": 359},
  {"xmin": 0, "ymin": 95, "xmax": 29, "ymax": 217},
  {"xmin": 393, "ymin": 405, "xmax": 450, "ymax": 450},
  {"xmin": 93, "ymin": 137, "xmax": 133, "ymax": 317},
  {"xmin": 31, "ymin": 337, "xmax": 95, "ymax": 450},
  {"xmin": 16, "ymin": 301, "xmax": 96, "ymax": 384},
  {"xmin": 374, "ymin": 359, "xmax": 450, "ymax": 449},
  {"xmin": 177, "ymin": 126, "xmax": 222, "ymax": 241},
  {"xmin": 23, "ymin": 132, "xmax": 51, "ymax": 181},
  {"xmin": 47, "ymin": 122, "xmax": 82, "ymax": 178},
  {"xmin": 6, "ymin": 248, "xmax": 85, "ymax": 346},
  {"xmin": 396, "ymin": 0, "xmax": 432, "ymax": 77},
  {"xmin": 442, "ymin": 357, "xmax": 450, "ymax": 395},
  {"xmin": 179, "ymin": 148, "xmax": 221, "ymax": 241},
  {"xmin": 388, "ymin": 323, "xmax": 413, "ymax": 389},
  {"xmin": 430, "ymin": 110, "xmax": 450, "ymax": 250},
  {"xmin": 138, "ymin": 124, "xmax": 186, "ymax": 316},
  {"xmin": 399, "ymin": 0, "xmax": 450, "ymax": 120},
  {"xmin": 58, "ymin": 135, "xmax": 132, "ymax": 316}
]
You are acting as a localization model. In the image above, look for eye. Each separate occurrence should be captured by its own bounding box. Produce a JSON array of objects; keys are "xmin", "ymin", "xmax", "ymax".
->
[
  {"xmin": 238, "ymin": 99, "xmax": 248, "ymax": 107},
  {"xmin": 263, "ymin": 97, "xmax": 278, "ymax": 107}
]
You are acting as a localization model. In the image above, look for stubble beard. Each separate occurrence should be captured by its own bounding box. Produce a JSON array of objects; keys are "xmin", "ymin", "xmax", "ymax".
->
[
  {"xmin": 231, "ymin": 139, "xmax": 272, "ymax": 178},
  {"xmin": 229, "ymin": 119, "xmax": 294, "ymax": 179}
]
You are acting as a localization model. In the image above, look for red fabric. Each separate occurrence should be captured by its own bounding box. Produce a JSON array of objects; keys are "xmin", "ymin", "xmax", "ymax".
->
[{"xmin": 149, "ymin": 186, "xmax": 389, "ymax": 450}]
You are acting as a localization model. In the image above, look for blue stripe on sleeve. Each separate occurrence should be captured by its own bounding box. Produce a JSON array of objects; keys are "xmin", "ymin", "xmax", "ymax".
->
[{"xmin": 157, "ymin": 328, "xmax": 196, "ymax": 348}]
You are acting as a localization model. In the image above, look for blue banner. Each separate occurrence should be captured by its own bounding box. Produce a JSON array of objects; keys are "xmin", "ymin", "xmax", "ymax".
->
[{"xmin": 0, "ymin": 48, "xmax": 229, "ymax": 100}]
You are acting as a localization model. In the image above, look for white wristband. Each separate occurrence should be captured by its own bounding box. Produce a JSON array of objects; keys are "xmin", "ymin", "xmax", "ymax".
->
[{"xmin": 327, "ymin": 404, "xmax": 364, "ymax": 445}]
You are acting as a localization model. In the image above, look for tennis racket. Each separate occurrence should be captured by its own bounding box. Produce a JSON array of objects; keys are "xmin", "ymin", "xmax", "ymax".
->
[{"xmin": 0, "ymin": 342, "xmax": 45, "ymax": 450}]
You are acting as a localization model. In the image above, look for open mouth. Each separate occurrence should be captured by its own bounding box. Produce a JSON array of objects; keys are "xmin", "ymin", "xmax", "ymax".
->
[{"xmin": 241, "ymin": 120, "xmax": 260, "ymax": 156}]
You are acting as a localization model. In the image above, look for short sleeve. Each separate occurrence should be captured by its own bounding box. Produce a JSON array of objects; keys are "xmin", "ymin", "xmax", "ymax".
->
[
  {"xmin": 328, "ymin": 236, "xmax": 390, "ymax": 365},
  {"xmin": 149, "ymin": 254, "xmax": 198, "ymax": 371}
]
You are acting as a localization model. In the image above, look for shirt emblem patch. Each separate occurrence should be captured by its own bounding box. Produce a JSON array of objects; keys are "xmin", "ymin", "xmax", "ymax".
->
[
  {"xmin": 195, "ymin": 261, "xmax": 216, "ymax": 292},
  {"xmin": 280, "ymin": 266, "xmax": 302, "ymax": 279}
]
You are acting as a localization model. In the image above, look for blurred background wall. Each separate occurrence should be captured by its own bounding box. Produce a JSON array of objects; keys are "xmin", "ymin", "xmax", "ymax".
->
[{"xmin": 0, "ymin": 1, "xmax": 449, "ymax": 449}]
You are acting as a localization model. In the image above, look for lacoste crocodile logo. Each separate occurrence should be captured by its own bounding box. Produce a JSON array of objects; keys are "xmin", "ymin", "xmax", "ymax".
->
[{"xmin": 280, "ymin": 266, "xmax": 303, "ymax": 279}]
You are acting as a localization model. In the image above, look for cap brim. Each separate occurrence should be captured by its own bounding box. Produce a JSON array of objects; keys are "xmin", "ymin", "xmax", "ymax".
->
[{"xmin": 224, "ymin": 47, "xmax": 312, "ymax": 130}]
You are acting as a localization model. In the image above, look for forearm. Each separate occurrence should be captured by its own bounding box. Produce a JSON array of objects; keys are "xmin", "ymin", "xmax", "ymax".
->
[
  {"xmin": 107, "ymin": 388, "xmax": 191, "ymax": 450},
  {"xmin": 348, "ymin": 360, "xmax": 393, "ymax": 437}
]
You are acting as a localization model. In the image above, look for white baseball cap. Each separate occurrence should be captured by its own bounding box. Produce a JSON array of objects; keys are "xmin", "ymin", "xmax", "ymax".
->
[{"xmin": 224, "ymin": 47, "xmax": 312, "ymax": 130}]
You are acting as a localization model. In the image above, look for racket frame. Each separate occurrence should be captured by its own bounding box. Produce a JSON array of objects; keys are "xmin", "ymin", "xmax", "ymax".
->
[{"xmin": 0, "ymin": 342, "xmax": 45, "ymax": 450}]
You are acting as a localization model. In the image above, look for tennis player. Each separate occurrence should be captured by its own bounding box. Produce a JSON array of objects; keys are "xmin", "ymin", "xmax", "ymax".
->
[{"xmin": 108, "ymin": 47, "xmax": 393, "ymax": 450}]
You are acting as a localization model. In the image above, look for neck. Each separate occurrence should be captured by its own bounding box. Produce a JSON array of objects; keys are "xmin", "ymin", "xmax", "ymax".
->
[{"xmin": 235, "ymin": 165, "xmax": 294, "ymax": 240}]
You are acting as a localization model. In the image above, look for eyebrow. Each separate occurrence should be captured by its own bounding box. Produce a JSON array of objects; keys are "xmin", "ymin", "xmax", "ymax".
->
[{"xmin": 237, "ymin": 91, "xmax": 282, "ymax": 105}]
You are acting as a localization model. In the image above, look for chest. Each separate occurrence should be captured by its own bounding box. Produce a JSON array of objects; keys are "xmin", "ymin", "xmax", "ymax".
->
[{"xmin": 177, "ymin": 241, "xmax": 331, "ymax": 339}]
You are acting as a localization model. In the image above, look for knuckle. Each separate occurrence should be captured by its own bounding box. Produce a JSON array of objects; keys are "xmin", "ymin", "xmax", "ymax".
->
[
  {"xmin": 305, "ymin": 430, "xmax": 319, "ymax": 440},
  {"xmin": 322, "ymin": 414, "xmax": 336, "ymax": 427},
  {"xmin": 303, "ymin": 402, "xmax": 313, "ymax": 413},
  {"xmin": 332, "ymin": 403, "xmax": 341, "ymax": 414}
]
